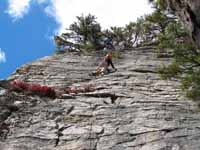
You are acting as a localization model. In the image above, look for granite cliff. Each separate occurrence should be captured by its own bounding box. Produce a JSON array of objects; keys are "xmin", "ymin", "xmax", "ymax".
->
[{"xmin": 0, "ymin": 47, "xmax": 200, "ymax": 150}]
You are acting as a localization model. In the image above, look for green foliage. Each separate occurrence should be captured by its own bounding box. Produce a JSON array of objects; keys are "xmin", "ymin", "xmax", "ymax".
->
[
  {"xmin": 81, "ymin": 41, "xmax": 96, "ymax": 51},
  {"xmin": 69, "ymin": 14, "xmax": 102, "ymax": 49},
  {"xmin": 157, "ymin": 22, "xmax": 185, "ymax": 49},
  {"xmin": 124, "ymin": 22, "xmax": 137, "ymax": 47},
  {"xmin": 158, "ymin": 62, "xmax": 182, "ymax": 79},
  {"xmin": 156, "ymin": 0, "xmax": 167, "ymax": 10},
  {"xmin": 147, "ymin": 1, "xmax": 200, "ymax": 100},
  {"xmin": 146, "ymin": 10, "xmax": 167, "ymax": 28},
  {"xmin": 123, "ymin": 16, "xmax": 159, "ymax": 47},
  {"xmin": 54, "ymin": 14, "xmax": 102, "ymax": 51},
  {"xmin": 157, "ymin": 18, "xmax": 200, "ymax": 100},
  {"xmin": 110, "ymin": 26, "xmax": 125, "ymax": 44},
  {"xmin": 111, "ymin": 51, "xmax": 122, "ymax": 60},
  {"xmin": 181, "ymin": 71, "xmax": 200, "ymax": 99},
  {"xmin": 54, "ymin": 12, "xmax": 163, "ymax": 51},
  {"xmin": 148, "ymin": 0, "xmax": 167, "ymax": 10}
]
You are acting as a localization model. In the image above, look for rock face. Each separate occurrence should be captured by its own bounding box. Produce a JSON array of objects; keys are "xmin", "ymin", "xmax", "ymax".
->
[
  {"xmin": 164, "ymin": 0, "xmax": 200, "ymax": 48},
  {"xmin": 1, "ymin": 48, "xmax": 200, "ymax": 150}
]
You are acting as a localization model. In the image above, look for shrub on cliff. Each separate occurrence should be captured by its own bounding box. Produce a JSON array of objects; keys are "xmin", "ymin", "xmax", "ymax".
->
[
  {"xmin": 54, "ymin": 14, "xmax": 102, "ymax": 51},
  {"xmin": 149, "ymin": 0, "xmax": 200, "ymax": 100}
]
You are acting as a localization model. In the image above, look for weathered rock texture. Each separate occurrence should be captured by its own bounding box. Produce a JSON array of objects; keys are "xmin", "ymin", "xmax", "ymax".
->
[
  {"xmin": 1, "ymin": 48, "xmax": 200, "ymax": 150},
  {"xmin": 164, "ymin": 0, "xmax": 200, "ymax": 48}
]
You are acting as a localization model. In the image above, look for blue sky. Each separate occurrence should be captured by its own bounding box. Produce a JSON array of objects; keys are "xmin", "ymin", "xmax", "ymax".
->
[
  {"xmin": 0, "ymin": 1, "xmax": 58, "ymax": 79},
  {"xmin": 0, "ymin": 0, "xmax": 152, "ymax": 79}
]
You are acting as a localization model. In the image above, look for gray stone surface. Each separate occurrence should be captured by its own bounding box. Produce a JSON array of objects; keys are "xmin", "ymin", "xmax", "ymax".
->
[{"xmin": 0, "ymin": 48, "xmax": 200, "ymax": 150}]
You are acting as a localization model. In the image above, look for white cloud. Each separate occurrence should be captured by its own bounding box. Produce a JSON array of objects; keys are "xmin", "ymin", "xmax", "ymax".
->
[
  {"xmin": 0, "ymin": 49, "xmax": 6, "ymax": 63},
  {"xmin": 6, "ymin": 0, "xmax": 153, "ymax": 33},
  {"xmin": 6, "ymin": 0, "xmax": 47, "ymax": 20},
  {"xmin": 45, "ymin": 0, "xmax": 153, "ymax": 34},
  {"xmin": 7, "ymin": 0, "xmax": 31, "ymax": 19}
]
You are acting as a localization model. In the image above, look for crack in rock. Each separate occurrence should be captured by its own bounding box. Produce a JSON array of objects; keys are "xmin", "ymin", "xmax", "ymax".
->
[{"xmin": 130, "ymin": 68, "xmax": 157, "ymax": 73}]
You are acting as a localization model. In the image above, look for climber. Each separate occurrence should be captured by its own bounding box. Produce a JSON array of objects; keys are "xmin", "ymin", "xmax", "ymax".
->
[
  {"xmin": 92, "ymin": 52, "xmax": 117, "ymax": 76},
  {"xmin": 104, "ymin": 36, "xmax": 113, "ymax": 50}
]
